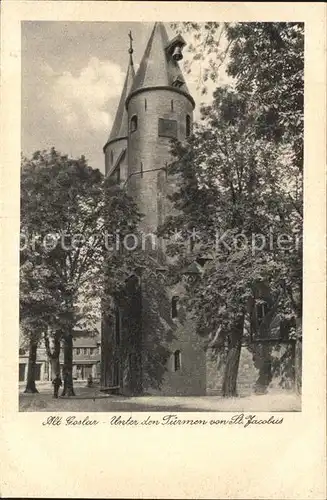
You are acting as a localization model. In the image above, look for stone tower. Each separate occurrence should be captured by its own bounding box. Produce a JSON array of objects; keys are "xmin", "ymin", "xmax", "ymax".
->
[
  {"xmin": 101, "ymin": 23, "xmax": 206, "ymax": 396},
  {"xmin": 125, "ymin": 23, "xmax": 195, "ymax": 234}
]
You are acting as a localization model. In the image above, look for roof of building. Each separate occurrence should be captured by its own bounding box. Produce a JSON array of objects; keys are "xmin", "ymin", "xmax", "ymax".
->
[
  {"xmin": 104, "ymin": 53, "xmax": 135, "ymax": 149},
  {"xmin": 126, "ymin": 22, "xmax": 194, "ymax": 108},
  {"xmin": 73, "ymin": 336, "xmax": 100, "ymax": 348}
]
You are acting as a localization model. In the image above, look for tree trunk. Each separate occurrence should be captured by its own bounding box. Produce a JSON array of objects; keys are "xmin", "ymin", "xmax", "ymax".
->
[
  {"xmin": 61, "ymin": 334, "xmax": 75, "ymax": 397},
  {"xmin": 44, "ymin": 331, "xmax": 61, "ymax": 380},
  {"xmin": 24, "ymin": 337, "xmax": 39, "ymax": 393},
  {"xmin": 51, "ymin": 357, "xmax": 60, "ymax": 378},
  {"xmin": 254, "ymin": 343, "xmax": 273, "ymax": 394},
  {"xmin": 222, "ymin": 317, "xmax": 244, "ymax": 397}
]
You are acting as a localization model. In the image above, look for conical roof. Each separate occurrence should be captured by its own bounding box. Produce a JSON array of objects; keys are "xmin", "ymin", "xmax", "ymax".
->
[
  {"xmin": 126, "ymin": 22, "xmax": 194, "ymax": 108},
  {"xmin": 104, "ymin": 54, "xmax": 135, "ymax": 149}
]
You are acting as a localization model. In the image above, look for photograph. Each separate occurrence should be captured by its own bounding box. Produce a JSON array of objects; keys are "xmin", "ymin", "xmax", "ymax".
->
[{"xmin": 19, "ymin": 20, "xmax": 303, "ymax": 413}]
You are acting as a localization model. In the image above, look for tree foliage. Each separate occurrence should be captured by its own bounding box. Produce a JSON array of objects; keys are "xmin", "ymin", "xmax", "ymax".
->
[
  {"xmin": 163, "ymin": 22, "xmax": 304, "ymax": 395},
  {"xmin": 20, "ymin": 148, "xmax": 142, "ymax": 393}
]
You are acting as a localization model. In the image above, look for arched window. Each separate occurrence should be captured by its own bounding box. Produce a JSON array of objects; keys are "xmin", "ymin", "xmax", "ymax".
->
[
  {"xmin": 186, "ymin": 114, "xmax": 191, "ymax": 137},
  {"xmin": 130, "ymin": 115, "xmax": 138, "ymax": 133},
  {"xmin": 173, "ymin": 350, "xmax": 181, "ymax": 371},
  {"xmin": 110, "ymin": 150, "xmax": 114, "ymax": 165},
  {"xmin": 189, "ymin": 235, "xmax": 195, "ymax": 252},
  {"xmin": 144, "ymin": 99, "xmax": 147, "ymax": 111},
  {"xmin": 256, "ymin": 302, "xmax": 268, "ymax": 324},
  {"xmin": 171, "ymin": 99, "xmax": 174, "ymax": 112},
  {"xmin": 171, "ymin": 296, "xmax": 179, "ymax": 319}
]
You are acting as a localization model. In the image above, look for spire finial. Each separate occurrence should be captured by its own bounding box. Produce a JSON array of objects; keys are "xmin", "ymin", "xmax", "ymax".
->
[{"xmin": 128, "ymin": 30, "xmax": 134, "ymax": 55}]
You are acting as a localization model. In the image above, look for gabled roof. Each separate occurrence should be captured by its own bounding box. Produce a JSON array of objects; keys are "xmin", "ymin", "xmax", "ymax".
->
[
  {"xmin": 182, "ymin": 261, "xmax": 204, "ymax": 275},
  {"xmin": 126, "ymin": 22, "xmax": 194, "ymax": 108},
  {"xmin": 104, "ymin": 54, "xmax": 135, "ymax": 149}
]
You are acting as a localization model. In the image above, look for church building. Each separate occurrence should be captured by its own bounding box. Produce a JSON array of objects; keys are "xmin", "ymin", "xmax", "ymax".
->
[
  {"xmin": 100, "ymin": 22, "xmax": 207, "ymax": 396},
  {"xmin": 100, "ymin": 22, "xmax": 299, "ymax": 398}
]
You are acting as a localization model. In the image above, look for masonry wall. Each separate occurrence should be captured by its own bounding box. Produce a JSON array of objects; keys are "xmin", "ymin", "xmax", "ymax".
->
[
  {"xmin": 141, "ymin": 277, "xmax": 206, "ymax": 396},
  {"xmin": 206, "ymin": 343, "xmax": 296, "ymax": 396},
  {"xmin": 127, "ymin": 88, "xmax": 193, "ymax": 234},
  {"xmin": 104, "ymin": 137, "xmax": 128, "ymax": 182}
]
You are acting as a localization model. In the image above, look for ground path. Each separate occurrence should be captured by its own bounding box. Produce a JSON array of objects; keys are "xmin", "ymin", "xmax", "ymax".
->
[{"xmin": 19, "ymin": 383, "xmax": 301, "ymax": 412}]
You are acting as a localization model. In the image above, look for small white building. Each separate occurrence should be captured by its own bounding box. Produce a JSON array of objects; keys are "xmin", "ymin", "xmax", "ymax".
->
[{"xmin": 19, "ymin": 331, "xmax": 101, "ymax": 383}]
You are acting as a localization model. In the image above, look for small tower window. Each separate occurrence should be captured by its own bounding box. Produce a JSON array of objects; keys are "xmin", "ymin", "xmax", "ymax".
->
[
  {"xmin": 171, "ymin": 99, "xmax": 174, "ymax": 112},
  {"xmin": 172, "ymin": 77, "xmax": 184, "ymax": 88},
  {"xmin": 110, "ymin": 150, "xmax": 114, "ymax": 165},
  {"xmin": 186, "ymin": 114, "xmax": 191, "ymax": 137},
  {"xmin": 171, "ymin": 296, "xmax": 179, "ymax": 319},
  {"xmin": 173, "ymin": 350, "xmax": 181, "ymax": 371},
  {"xmin": 130, "ymin": 115, "xmax": 138, "ymax": 133},
  {"xmin": 145, "ymin": 99, "xmax": 147, "ymax": 111},
  {"xmin": 140, "ymin": 161, "xmax": 143, "ymax": 178},
  {"xmin": 189, "ymin": 234, "xmax": 195, "ymax": 252},
  {"xmin": 256, "ymin": 302, "xmax": 268, "ymax": 324},
  {"xmin": 158, "ymin": 118, "xmax": 178, "ymax": 139}
]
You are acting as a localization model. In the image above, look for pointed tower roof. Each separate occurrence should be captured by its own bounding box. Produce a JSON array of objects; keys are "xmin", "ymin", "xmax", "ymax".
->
[
  {"xmin": 126, "ymin": 22, "xmax": 195, "ymax": 109},
  {"xmin": 104, "ymin": 38, "xmax": 135, "ymax": 150}
]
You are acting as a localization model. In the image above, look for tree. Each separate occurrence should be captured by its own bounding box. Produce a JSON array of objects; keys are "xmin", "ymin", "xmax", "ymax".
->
[
  {"xmin": 21, "ymin": 149, "xmax": 106, "ymax": 395},
  {"xmin": 160, "ymin": 22, "xmax": 303, "ymax": 396},
  {"xmin": 20, "ymin": 148, "xmax": 146, "ymax": 395},
  {"xmin": 20, "ymin": 244, "xmax": 62, "ymax": 393}
]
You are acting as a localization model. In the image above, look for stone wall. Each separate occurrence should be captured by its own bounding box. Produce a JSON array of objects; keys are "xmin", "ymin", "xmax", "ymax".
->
[
  {"xmin": 206, "ymin": 342, "xmax": 297, "ymax": 396},
  {"xmin": 141, "ymin": 277, "xmax": 206, "ymax": 396},
  {"xmin": 104, "ymin": 137, "xmax": 128, "ymax": 181},
  {"xmin": 127, "ymin": 88, "xmax": 193, "ymax": 234}
]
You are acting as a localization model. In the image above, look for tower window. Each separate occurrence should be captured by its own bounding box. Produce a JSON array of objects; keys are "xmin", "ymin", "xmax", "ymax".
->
[
  {"xmin": 158, "ymin": 118, "xmax": 177, "ymax": 139},
  {"xmin": 189, "ymin": 234, "xmax": 195, "ymax": 252},
  {"xmin": 130, "ymin": 115, "xmax": 138, "ymax": 133},
  {"xmin": 172, "ymin": 77, "xmax": 184, "ymax": 88},
  {"xmin": 110, "ymin": 150, "xmax": 114, "ymax": 165},
  {"xmin": 171, "ymin": 296, "xmax": 179, "ymax": 319},
  {"xmin": 145, "ymin": 99, "xmax": 147, "ymax": 111},
  {"xmin": 186, "ymin": 114, "xmax": 191, "ymax": 137},
  {"xmin": 256, "ymin": 302, "xmax": 268, "ymax": 324},
  {"xmin": 173, "ymin": 350, "xmax": 181, "ymax": 371},
  {"xmin": 140, "ymin": 162, "xmax": 143, "ymax": 178},
  {"xmin": 171, "ymin": 99, "xmax": 174, "ymax": 111}
]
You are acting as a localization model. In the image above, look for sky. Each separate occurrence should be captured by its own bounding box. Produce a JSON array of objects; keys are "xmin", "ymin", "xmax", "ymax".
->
[{"xmin": 22, "ymin": 22, "xmax": 228, "ymax": 173}]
